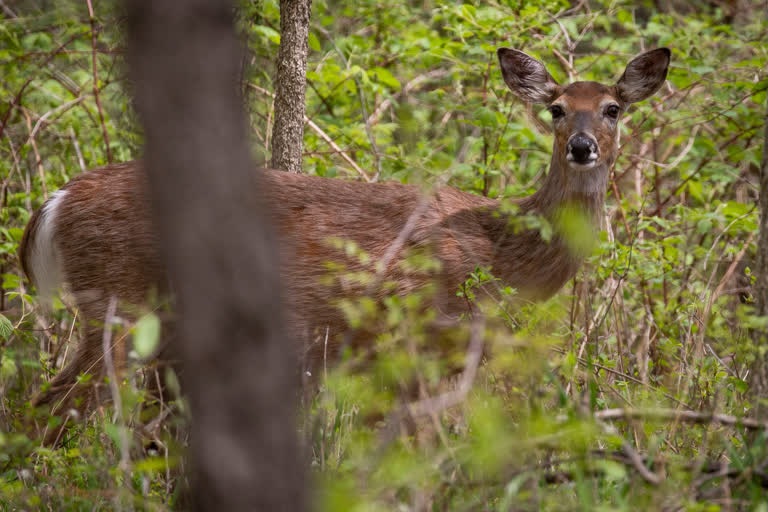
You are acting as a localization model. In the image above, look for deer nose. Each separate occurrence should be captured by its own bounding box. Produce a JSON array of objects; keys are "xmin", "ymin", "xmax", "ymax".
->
[{"xmin": 567, "ymin": 133, "xmax": 599, "ymax": 165}]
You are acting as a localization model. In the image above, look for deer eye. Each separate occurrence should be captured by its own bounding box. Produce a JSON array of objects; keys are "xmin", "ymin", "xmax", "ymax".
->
[
  {"xmin": 605, "ymin": 104, "xmax": 621, "ymax": 119},
  {"xmin": 549, "ymin": 105, "xmax": 565, "ymax": 120}
]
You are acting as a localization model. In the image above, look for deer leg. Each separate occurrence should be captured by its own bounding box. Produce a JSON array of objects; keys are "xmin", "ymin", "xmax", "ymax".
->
[{"xmin": 31, "ymin": 320, "xmax": 107, "ymax": 444}]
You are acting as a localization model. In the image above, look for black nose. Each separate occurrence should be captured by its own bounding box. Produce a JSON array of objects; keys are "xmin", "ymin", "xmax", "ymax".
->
[{"xmin": 567, "ymin": 134, "xmax": 598, "ymax": 164}]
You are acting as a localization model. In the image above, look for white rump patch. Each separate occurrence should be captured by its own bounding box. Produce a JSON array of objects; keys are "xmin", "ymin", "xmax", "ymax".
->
[{"xmin": 28, "ymin": 189, "xmax": 67, "ymax": 307}]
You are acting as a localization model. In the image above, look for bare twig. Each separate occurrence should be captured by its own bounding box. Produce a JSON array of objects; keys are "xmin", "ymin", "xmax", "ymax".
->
[
  {"xmin": 23, "ymin": 110, "xmax": 48, "ymax": 200},
  {"xmin": 696, "ymin": 231, "xmax": 755, "ymax": 359},
  {"xmin": 28, "ymin": 96, "xmax": 86, "ymax": 140},
  {"xmin": 316, "ymin": 26, "xmax": 382, "ymax": 180},
  {"xmin": 249, "ymin": 83, "xmax": 374, "ymax": 181},
  {"xmin": 712, "ymin": 232, "xmax": 755, "ymax": 301},
  {"xmin": 70, "ymin": 126, "xmax": 86, "ymax": 173},
  {"xmin": 101, "ymin": 296, "xmax": 132, "ymax": 509},
  {"xmin": 102, "ymin": 298, "xmax": 130, "ymax": 467},
  {"xmin": 595, "ymin": 407, "xmax": 768, "ymax": 431},
  {"xmin": 591, "ymin": 402, "xmax": 662, "ymax": 485},
  {"xmin": 552, "ymin": 346, "xmax": 692, "ymax": 409},
  {"xmin": 305, "ymin": 116, "xmax": 373, "ymax": 182},
  {"xmin": 0, "ymin": 31, "xmax": 84, "ymax": 142},
  {"xmin": 0, "ymin": 0, "xmax": 16, "ymax": 18},
  {"xmin": 86, "ymin": 0, "xmax": 112, "ymax": 163},
  {"xmin": 632, "ymin": 124, "xmax": 699, "ymax": 170},
  {"xmin": 407, "ymin": 315, "xmax": 485, "ymax": 417},
  {"xmin": 367, "ymin": 69, "xmax": 450, "ymax": 125}
]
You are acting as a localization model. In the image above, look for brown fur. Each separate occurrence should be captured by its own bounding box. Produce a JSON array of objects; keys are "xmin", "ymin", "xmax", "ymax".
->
[{"xmin": 19, "ymin": 47, "xmax": 670, "ymax": 438}]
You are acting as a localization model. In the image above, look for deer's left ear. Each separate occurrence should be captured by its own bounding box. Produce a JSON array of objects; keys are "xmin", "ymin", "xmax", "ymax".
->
[{"xmin": 616, "ymin": 48, "xmax": 671, "ymax": 104}]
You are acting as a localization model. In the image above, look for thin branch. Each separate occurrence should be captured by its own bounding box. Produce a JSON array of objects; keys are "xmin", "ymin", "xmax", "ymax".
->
[
  {"xmin": 316, "ymin": 26, "xmax": 382, "ymax": 180},
  {"xmin": 406, "ymin": 316, "xmax": 485, "ymax": 417},
  {"xmin": 631, "ymin": 124, "xmax": 699, "ymax": 170},
  {"xmin": 367, "ymin": 69, "xmax": 450, "ymax": 126},
  {"xmin": 27, "ymin": 96, "xmax": 86, "ymax": 140},
  {"xmin": 595, "ymin": 407, "xmax": 768, "ymax": 431},
  {"xmin": 101, "ymin": 296, "xmax": 132, "ymax": 508},
  {"xmin": 0, "ymin": 0, "xmax": 17, "ymax": 18},
  {"xmin": 249, "ymin": 83, "xmax": 373, "ymax": 181},
  {"xmin": 0, "ymin": 30, "xmax": 85, "ymax": 142},
  {"xmin": 86, "ymin": 0, "xmax": 112, "ymax": 163},
  {"xmin": 22, "ymin": 109, "xmax": 47, "ymax": 200},
  {"xmin": 69, "ymin": 126, "xmax": 86, "ymax": 173}
]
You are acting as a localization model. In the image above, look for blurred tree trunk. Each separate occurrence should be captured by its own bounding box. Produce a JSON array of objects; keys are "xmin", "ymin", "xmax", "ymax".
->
[
  {"xmin": 752, "ymin": 91, "xmax": 768, "ymax": 402},
  {"xmin": 124, "ymin": 2, "xmax": 306, "ymax": 510},
  {"xmin": 270, "ymin": 0, "xmax": 311, "ymax": 173}
]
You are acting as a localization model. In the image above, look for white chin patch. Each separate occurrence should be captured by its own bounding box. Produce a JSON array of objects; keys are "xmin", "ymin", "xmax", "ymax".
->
[{"xmin": 568, "ymin": 161, "xmax": 598, "ymax": 170}]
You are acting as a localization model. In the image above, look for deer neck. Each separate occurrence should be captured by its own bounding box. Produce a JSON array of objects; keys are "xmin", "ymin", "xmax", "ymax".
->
[
  {"xmin": 482, "ymin": 153, "xmax": 610, "ymax": 300},
  {"xmin": 522, "ymin": 151, "xmax": 610, "ymax": 223}
]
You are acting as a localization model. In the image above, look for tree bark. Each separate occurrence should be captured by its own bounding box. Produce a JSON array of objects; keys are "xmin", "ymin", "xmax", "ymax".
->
[
  {"xmin": 750, "ymin": 0, "xmax": 768, "ymax": 401},
  {"xmin": 759, "ymin": 104, "xmax": 768, "ymax": 319},
  {"xmin": 270, "ymin": 0, "xmax": 312, "ymax": 173},
  {"xmin": 124, "ymin": 2, "xmax": 306, "ymax": 510},
  {"xmin": 755, "ymin": 91, "xmax": 768, "ymax": 399}
]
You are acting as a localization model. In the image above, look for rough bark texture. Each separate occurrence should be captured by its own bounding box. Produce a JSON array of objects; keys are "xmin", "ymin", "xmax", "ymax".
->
[
  {"xmin": 270, "ymin": 0, "xmax": 311, "ymax": 173},
  {"xmin": 124, "ymin": 2, "xmax": 306, "ymax": 510}
]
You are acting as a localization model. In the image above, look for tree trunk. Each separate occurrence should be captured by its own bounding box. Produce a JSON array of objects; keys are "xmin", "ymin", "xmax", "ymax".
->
[
  {"xmin": 124, "ymin": 2, "xmax": 306, "ymax": 510},
  {"xmin": 270, "ymin": 0, "xmax": 312, "ymax": 173},
  {"xmin": 755, "ymin": 92, "xmax": 768, "ymax": 399}
]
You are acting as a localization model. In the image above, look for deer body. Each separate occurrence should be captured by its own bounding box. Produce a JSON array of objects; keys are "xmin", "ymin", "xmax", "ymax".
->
[{"xmin": 20, "ymin": 47, "xmax": 670, "ymax": 422}]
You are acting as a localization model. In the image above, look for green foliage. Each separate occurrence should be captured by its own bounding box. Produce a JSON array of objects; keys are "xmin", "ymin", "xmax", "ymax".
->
[
  {"xmin": 132, "ymin": 312, "xmax": 161, "ymax": 360},
  {"xmin": 0, "ymin": 0, "xmax": 766, "ymax": 510}
]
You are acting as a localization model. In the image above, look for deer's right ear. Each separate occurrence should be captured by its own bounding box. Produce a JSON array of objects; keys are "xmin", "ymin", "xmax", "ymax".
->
[{"xmin": 497, "ymin": 48, "xmax": 560, "ymax": 104}]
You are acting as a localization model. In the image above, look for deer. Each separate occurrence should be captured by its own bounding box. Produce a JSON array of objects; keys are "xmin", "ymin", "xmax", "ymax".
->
[{"xmin": 19, "ymin": 47, "xmax": 670, "ymax": 441}]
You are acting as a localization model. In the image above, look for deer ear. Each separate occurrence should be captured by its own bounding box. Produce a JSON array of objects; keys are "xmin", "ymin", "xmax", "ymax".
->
[
  {"xmin": 497, "ymin": 48, "xmax": 560, "ymax": 104},
  {"xmin": 616, "ymin": 48, "xmax": 671, "ymax": 104}
]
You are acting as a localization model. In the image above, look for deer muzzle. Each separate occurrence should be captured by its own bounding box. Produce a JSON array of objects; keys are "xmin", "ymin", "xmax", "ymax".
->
[{"xmin": 566, "ymin": 132, "xmax": 599, "ymax": 167}]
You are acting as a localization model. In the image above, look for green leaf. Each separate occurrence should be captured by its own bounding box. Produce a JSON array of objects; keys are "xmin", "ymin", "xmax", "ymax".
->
[
  {"xmin": 687, "ymin": 180, "xmax": 704, "ymax": 202},
  {"xmin": 253, "ymin": 25, "xmax": 280, "ymax": 45},
  {"xmin": 133, "ymin": 312, "xmax": 161, "ymax": 359},
  {"xmin": 135, "ymin": 456, "xmax": 179, "ymax": 473},
  {"xmin": 722, "ymin": 201, "xmax": 749, "ymax": 218},
  {"xmin": 369, "ymin": 67, "xmax": 401, "ymax": 91},
  {"xmin": 0, "ymin": 314, "xmax": 12, "ymax": 340},
  {"xmin": 595, "ymin": 459, "xmax": 628, "ymax": 481},
  {"xmin": 616, "ymin": 9, "xmax": 632, "ymax": 25},
  {"xmin": 0, "ymin": 355, "xmax": 17, "ymax": 381},
  {"xmin": 475, "ymin": 106, "xmax": 497, "ymax": 127},
  {"xmin": 696, "ymin": 218, "xmax": 713, "ymax": 234},
  {"xmin": 6, "ymin": 227, "xmax": 23, "ymax": 242},
  {"xmin": 690, "ymin": 65, "xmax": 715, "ymax": 74},
  {"xmin": 308, "ymin": 32, "xmax": 321, "ymax": 53}
]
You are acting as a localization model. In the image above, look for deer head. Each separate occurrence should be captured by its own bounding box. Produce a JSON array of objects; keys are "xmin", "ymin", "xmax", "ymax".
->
[{"xmin": 497, "ymin": 47, "xmax": 670, "ymax": 173}]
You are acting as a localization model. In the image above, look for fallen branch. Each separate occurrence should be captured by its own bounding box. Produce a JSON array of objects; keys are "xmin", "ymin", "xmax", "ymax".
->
[
  {"xmin": 407, "ymin": 315, "xmax": 485, "ymax": 418},
  {"xmin": 539, "ymin": 457, "xmax": 768, "ymax": 488},
  {"xmin": 481, "ymin": 450, "xmax": 768, "ymax": 490},
  {"xmin": 595, "ymin": 408, "xmax": 768, "ymax": 431}
]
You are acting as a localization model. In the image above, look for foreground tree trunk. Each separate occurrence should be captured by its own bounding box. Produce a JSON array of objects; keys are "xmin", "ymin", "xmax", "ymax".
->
[
  {"xmin": 270, "ymin": 0, "xmax": 312, "ymax": 172},
  {"xmin": 124, "ymin": 2, "xmax": 306, "ymax": 510}
]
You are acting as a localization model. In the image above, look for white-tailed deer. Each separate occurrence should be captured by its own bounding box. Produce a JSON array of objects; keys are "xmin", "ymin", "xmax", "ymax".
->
[{"xmin": 20, "ymin": 47, "xmax": 670, "ymax": 432}]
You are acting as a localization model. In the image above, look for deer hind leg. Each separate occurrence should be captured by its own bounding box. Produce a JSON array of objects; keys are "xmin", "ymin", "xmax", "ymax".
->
[
  {"xmin": 31, "ymin": 319, "xmax": 107, "ymax": 444},
  {"xmin": 32, "ymin": 293, "xmax": 132, "ymax": 444}
]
